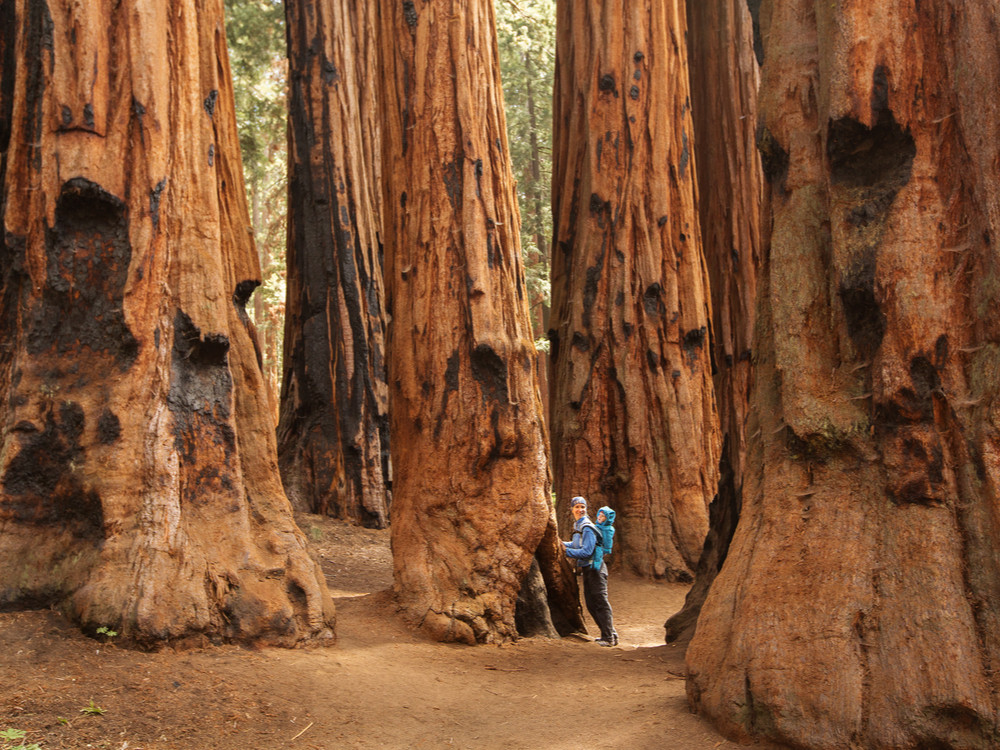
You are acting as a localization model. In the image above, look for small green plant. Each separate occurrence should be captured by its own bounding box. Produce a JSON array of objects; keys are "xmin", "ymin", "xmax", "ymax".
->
[
  {"xmin": 79, "ymin": 700, "xmax": 106, "ymax": 716},
  {"xmin": 95, "ymin": 626, "xmax": 118, "ymax": 639},
  {"xmin": 0, "ymin": 727, "xmax": 41, "ymax": 750},
  {"xmin": 57, "ymin": 717, "xmax": 69, "ymax": 726},
  {"xmin": 308, "ymin": 525, "xmax": 323, "ymax": 542}
]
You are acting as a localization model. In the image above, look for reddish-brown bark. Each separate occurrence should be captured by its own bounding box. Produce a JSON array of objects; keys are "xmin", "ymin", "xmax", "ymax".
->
[
  {"xmin": 550, "ymin": 0, "xmax": 720, "ymax": 579},
  {"xmin": 688, "ymin": 1, "xmax": 1000, "ymax": 746},
  {"xmin": 664, "ymin": 0, "xmax": 765, "ymax": 642},
  {"xmin": 0, "ymin": 0, "xmax": 334, "ymax": 647},
  {"xmin": 278, "ymin": 0, "xmax": 390, "ymax": 527},
  {"xmin": 378, "ymin": 0, "xmax": 580, "ymax": 643}
]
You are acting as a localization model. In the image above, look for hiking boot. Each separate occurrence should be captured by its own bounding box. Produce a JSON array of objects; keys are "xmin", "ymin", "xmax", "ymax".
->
[
  {"xmin": 595, "ymin": 638, "xmax": 613, "ymax": 647},
  {"xmin": 611, "ymin": 634, "xmax": 619, "ymax": 646}
]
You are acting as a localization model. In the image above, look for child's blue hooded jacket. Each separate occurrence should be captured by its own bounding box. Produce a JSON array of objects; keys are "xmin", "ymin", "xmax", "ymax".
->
[{"xmin": 593, "ymin": 506, "xmax": 616, "ymax": 570}]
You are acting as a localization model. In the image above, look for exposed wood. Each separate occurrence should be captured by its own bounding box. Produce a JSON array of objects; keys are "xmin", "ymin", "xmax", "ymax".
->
[
  {"xmin": 550, "ymin": 0, "xmax": 720, "ymax": 579},
  {"xmin": 664, "ymin": 0, "xmax": 765, "ymax": 642},
  {"xmin": 378, "ymin": 0, "xmax": 580, "ymax": 643},
  {"xmin": 687, "ymin": 1, "xmax": 1000, "ymax": 745},
  {"xmin": 279, "ymin": 0, "xmax": 390, "ymax": 527},
  {"xmin": 0, "ymin": 0, "xmax": 334, "ymax": 647}
]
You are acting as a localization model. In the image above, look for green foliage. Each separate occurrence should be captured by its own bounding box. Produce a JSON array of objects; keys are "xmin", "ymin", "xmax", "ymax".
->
[
  {"xmin": 79, "ymin": 700, "xmax": 106, "ymax": 716},
  {"xmin": 95, "ymin": 626, "xmax": 117, "ymax": 639},
  {"xmin": 225, "ymin": 0, "xmax": 286, "ymax": 185},
  {"xmin": 0, "ymin": 728, "xmax": 41, "ymax": 750},
  {"xmin": 496, "ymin": 0, "xmax": 556, "ymax": 330}
]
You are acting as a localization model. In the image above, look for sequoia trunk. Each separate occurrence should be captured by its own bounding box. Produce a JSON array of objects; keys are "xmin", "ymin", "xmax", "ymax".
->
[
  {"xmin": 550, "ymin": 0, "xmax": 720, "ymax": 579},
  {"xmin": 378, "ymin": 0, "xmax": 579, "ymax": 643},
  {"xmin": 0, "ymin": 0, "xmax": 334, "ymax": 646},
  {"xmin": 687, "ymin": 1, "xmax": 1000, "ymax": 746},
  {"xmin": 664, "ymin": 0, "xmax": 765, "ymax": 641},
  {"xmin": 278, "ymin": 0, "xmax": 390, "ymax": 527}
]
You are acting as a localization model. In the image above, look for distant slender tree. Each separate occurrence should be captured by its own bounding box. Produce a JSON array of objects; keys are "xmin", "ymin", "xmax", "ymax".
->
[
  {"xmin": 0, "ymin": 0, "xmax": 334, "ymax": 646},
  {"xmin": 278, "ymin": 0, "xmax": 389, "ymax": 526},
  {"xmin": 379, "ymin": 0, "xmax": 581, "ymax": 643},
  {"xmin": 663, "ymin": 0, "xmax": 765, "ymax": 642},
  {"xmin": 550, "ymin": 0, "xmax": 719, "ymax": 579},
  {"xmin": 688, "ymin": 1, "xmax": 1000, "ymax": 746}
]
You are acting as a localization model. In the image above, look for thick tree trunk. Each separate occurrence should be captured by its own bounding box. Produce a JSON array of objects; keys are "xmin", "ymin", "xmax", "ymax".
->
[
  {"xmin": 0, "ymin": 0, "xmax": 334, "ymax": 647},
  {"xmin": 664, "ymin": 0, "xmax": 765, "ymax": 642},
  {"xmin": 687, "ymin": 1, "xmax": 1000, "ymax": 746},
  {"xmin": 550, "ymin": 0, "xmax": 720, "ymax": 580},
  {"xmin": 378, "ymin": 0, "xmax": 580, "ymax": 644},
  {"xmin": 278, "ymin": 0, "xmax": 389, "ymax": 527}
]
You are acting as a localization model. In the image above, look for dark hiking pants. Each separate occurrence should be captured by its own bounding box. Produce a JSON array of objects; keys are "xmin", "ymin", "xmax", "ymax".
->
[{"xmin": 582, "ymin": 564, "xmax": 616, "ymax": 641}]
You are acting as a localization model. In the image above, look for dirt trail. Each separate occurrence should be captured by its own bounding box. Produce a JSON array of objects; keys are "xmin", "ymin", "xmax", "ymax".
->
[{"xmin": 0, "ymin": 515, "xmax": 770, "ymax": 749}]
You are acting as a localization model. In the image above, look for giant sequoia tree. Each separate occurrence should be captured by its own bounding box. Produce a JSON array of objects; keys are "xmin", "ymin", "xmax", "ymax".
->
[
  {"xmin": 0, "ymin": 0, "xmax": 334, "ymax": 646},
  {"xmin": 664, "ymin": 0, "xmax": 765, "ymax": 641},
  {"xmin": 378, "ymin": 0, "xmax": 578, "ymax": 643},
  {"xmin": 549, "ymin": 0, "xmax": 719, "ymax": 579},
  {"xmin": 688, "ymin": 1, "xmax": 1000, "ymax": 746},
  {"xmin": 278, "ymin": 0, "xmax": 390, "ymax": 527}
]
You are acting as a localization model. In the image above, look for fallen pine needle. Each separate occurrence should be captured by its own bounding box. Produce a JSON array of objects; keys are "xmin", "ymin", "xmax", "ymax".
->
[
  {"xmin": 484, "ymin": 665, "xmax": 526, "ymax": 672},
  {"xmin": 290, "ymin": 722, "xmax": 314, "ymax": 741}
]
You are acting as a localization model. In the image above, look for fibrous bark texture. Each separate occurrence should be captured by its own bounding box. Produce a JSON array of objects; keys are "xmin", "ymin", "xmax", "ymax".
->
[
  {"xmin": 279, "ymin": 0, "xmax": 390, "ymax": 527},
  {"xmin": 0, "ymin": 0, "xmax": 335, "ymax": 647},
  {"xmin": 550, "ymin": 0, "xmax": 720, "ymax": 579},
  {"xmin": 687, "ymin": 1, "xmax": 1000, "ymax": 747},
  {"xmin": 664, "ymin": 0, "xmax": 765, "ymax": 642},
  {"xmin": 378, "ymin": 0, "xmax": 576, "ymax": 644}
]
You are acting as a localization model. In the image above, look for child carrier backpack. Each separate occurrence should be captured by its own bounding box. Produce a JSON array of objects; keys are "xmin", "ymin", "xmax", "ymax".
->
[{"xmin": 572, "ymin": 518, "xmax": 602, "ymax": 570}]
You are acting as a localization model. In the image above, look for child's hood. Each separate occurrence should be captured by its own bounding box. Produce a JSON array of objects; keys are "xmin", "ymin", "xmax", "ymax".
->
[{"xmin": 598, "ymin": 506, "xmax": 616, "ymax": 524}]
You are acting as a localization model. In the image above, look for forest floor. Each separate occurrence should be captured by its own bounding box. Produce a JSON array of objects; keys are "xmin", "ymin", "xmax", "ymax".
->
[{"xmin": 0, "ymin": 514, "xmax": 777, "ymax": 749}]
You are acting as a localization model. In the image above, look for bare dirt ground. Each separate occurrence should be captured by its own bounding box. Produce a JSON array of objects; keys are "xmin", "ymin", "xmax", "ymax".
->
[{"xmin": 0, "ymin": 514, "xmax": 770, "ymax": 749}]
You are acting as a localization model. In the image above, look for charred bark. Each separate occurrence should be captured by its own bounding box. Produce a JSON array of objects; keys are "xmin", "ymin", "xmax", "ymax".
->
[
  {"xmin": 0, "ymin": 0, "xmax": 334, "ymax": 647},
  {"xmin": 688, "ymin": 1, "xmax": 1000, "ymax": 746},
  {"xmin": 550, "ymin": 0, "xmax": 720, "ymax": 579},
  {"xmin": 278, "ymin": 0, "xmax": 390, "ymax": 528},
  {"xmin": 664, "ymin": 0, "xmax": 765, "ymax": 642},
  {"xmin": 378, "ymin": 0, "xmax": 581, "ymax": 643}
]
